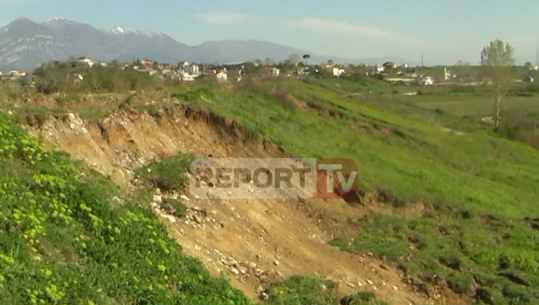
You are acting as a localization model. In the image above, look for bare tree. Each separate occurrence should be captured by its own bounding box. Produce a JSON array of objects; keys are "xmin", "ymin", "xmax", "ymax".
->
[{"xmin": 480, "ymin": 39, "xmax": 515, "ymax": 131}]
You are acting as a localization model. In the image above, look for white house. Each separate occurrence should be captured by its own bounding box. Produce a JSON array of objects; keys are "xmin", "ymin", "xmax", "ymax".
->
[
  {"xmin": 216, "ymin": 69, "xmax": 228, "ymax": 83},
  {"xmin": 333, "ymin": 67, "xmax": 345, "ymax": 77},
  {"xmin": 75, "ymin": 56, "xmax": 94, "ymax": 67},
  {"xmin": 189, "ymin": 64, "xmax": 200, "ymax": 75},
  {"xmin": 141, "ymin": 59, "xmax": 153, "ymax": 66},
  {"xmin": 444, "ymin": 68, "xmax": 451, "ymax": 81},
  {"xmin": 182, "ymin": 72, "xmax": 196, "ymax": 82},
  {"xmin": 9, "ymin": 70, "xmax": 26, "ymax": 77}
]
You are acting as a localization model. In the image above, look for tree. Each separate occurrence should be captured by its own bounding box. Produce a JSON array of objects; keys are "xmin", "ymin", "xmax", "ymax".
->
[
  {"xmin": 302, "ymin": 54, "xmax": 311, "ymax": 66},
  {"xmin": 456, "ymin": 60, "xmax": 470, "ymax": 66},
  {"xmin": 480, "ymin": 39, "xmax": 515, "ymax": 131},
  {"xmin": 327, "ymin": 59, "xmax": 334, "ymax": 66},
  {"xmin": 288, "ymin": 53, "xmax": 301, "ymax": 65},
  {"xmin": 524, "ymin": 62, "xmax": 534, "ymax": 70},
  {"xmin": 264, "ymin": 58, "xmax": 274, "ymax": 66}
]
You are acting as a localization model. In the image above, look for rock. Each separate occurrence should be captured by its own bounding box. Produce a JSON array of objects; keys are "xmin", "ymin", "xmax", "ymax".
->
[
  {"xmin": 191, "ymin": 215, "xmax": 203, "ymax": 224},
  {"xmin": 167, "ymin": 215, "xmax": 176, "ymax": 223},
  {"xmin": 152, "ymin": 195, "xmax": 162, "ymax": 204},
  {"xmin": 366, "ymin": 279, "xmax": 374, "ymax": 285},
  {"xmin": 180, "ymin": 195, "xmax": 190, "ymax": 202},
  {"xmin": 249, "ymin": 262, "xmax": 257, "ymax": 269},
  {"xmin": 273, "ymin": 260, "xmax": 280, "ymax": 266},
  {"xmin": 259, "ymin": 293, "xmax": 269, "ymax": 301},
  {"xmin": 154, "ymin": 188, "xmax": 162, "ymax": 195},
  {"xmin": 67, "ymin": 113, "xmax": 76, "ymax": 121},
  {"xmin": 69, "ymin": 123, "xmax": 76, "ymax": 130},
  {"xmin": 392, "ymin": 285, "xmax": 398, "ymax": 290},
  {"xmin": 230, "ymin": 268, "xmax": 240, "ymax": 275}
]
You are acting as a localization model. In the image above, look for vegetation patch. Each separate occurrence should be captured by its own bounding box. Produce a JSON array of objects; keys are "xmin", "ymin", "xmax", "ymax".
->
[
  {"xmin": 331, "ymin": 213, "xmax": 539, "ymax": 304},
  {"xmin": 264, "ymin": 276, "xmax": 389, "ymax": 305},
  {"xmin": 0, "ymin": 112, "xmax": 250, "ymax": 305},
  {"xmin": 134, "ymin": 152, "xmax": 194, "ymax": 192}
]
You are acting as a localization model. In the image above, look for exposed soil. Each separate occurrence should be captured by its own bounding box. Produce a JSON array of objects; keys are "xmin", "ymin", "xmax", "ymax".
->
[{"xmin": 23, "ymin": 102, "xmax": 467, "ymax": 305}]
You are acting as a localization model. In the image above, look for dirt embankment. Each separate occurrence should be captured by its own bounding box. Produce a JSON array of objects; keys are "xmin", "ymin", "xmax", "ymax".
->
[{"xmin": 23, "ymin": 103, "xmax": 462, "ymax": 305}]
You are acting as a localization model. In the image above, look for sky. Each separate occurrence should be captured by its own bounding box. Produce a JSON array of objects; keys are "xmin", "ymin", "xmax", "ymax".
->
[{"xmin": 0, "ymin": 0, "xmax": 538, "ymax": 65}]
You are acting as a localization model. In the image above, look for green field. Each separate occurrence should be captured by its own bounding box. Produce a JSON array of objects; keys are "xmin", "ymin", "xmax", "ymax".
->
[
  {"xmin": 2, "ymin": 71, "xmax": 539, "ymax": 304},
  {"xmin": 172, "ymin": 78, "xmax": 539, "ymax": 304}
]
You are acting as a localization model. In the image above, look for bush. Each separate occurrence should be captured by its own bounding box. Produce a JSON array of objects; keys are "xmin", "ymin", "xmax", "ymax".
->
[
  {"xmin": 33, "ymin": 63, "xmax": 157, "ymax": 94},
  {"xmin": 498, "ymin": 111, "xmax": 539, "ymax": 150},
  {"xmin": 447, "ymin": 273, "xmax": 473, "ymax": 294},
  {"xmin": 172, "ymin": 87, "xmax": 216, "ymax": 103},
  {"xmin": 135, "ymin": 152, "xmax": 194, "ymax": 192}
]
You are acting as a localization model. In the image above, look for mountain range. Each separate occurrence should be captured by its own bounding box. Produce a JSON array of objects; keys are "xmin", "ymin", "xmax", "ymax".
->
[{"xmin": 0, "ymin": 17, "xmax": 405, "ymax": 71}]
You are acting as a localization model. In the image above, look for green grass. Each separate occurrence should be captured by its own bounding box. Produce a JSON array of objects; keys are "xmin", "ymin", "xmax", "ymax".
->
[
  {"xmin": 134, "ymin": 152, "xmax": 194, "ymax": 192},
  {"xmin": 398, "ymin": 94, "xmax": 539, "ymax": 118},
  {"xmin": 0, "ymin": 116, "xmax": 372, "ymax": 304},
  {"xmin": 172, "ymin": 79, "xmax": 539, "ymax": 216},
  {"xmin": 168, "ymin": 78, "xmax": 539, "ymax": 304},
  {"xmin": 0, "ymin": 112, "xmax": 251, "ymax": 305},
  {"xmin": 264, "ymin": 276, "xmax": 390, "ymax": 305},
  {"xmin": 331, "ymin": 213, "xmax": 539, "ymax": 303}
]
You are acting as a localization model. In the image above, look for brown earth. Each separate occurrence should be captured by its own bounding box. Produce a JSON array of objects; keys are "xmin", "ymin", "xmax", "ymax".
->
[{"xmin": 22, "ymin": 102, "xmax": 467, "ymax": 305}]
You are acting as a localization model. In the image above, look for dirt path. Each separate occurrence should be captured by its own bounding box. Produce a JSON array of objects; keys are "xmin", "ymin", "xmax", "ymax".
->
[{"xmin": 24, "ymin": 104, "xmax": 463, "ymax": 305}]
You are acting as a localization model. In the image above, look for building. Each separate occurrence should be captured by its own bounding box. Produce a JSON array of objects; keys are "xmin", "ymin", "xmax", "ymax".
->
[
  {"xmin": 333, "ymin": 67, "xmax": 345, "ymax": 77},
  {"xmin": 74, "ymin": 56, "xmax": 94, "ymax": 67},
  {"xmin": 8, "ymin": 70, "xmax": 26, "ymax": 77},
  {"xmin": 140, "ymin": 59, "xmax": 153, "ymax": 66},
  {"xmin": 216, "ymin": 69, "xmax": 228, "ymax": 83},
  {"xmin": 191, "ymin": 64, "xmax": 200, "ymax": 75}
]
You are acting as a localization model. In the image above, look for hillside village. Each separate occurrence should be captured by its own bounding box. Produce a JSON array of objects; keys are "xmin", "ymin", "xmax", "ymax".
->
[{"xmin": 2, "ymin": 53, "xmax": 538, "ymax": 89}]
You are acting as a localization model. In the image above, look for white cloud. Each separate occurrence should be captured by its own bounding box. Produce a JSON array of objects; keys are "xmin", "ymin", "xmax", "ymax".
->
[
  {"xmin": 194, "ymin": 12, "xmax": 254, "ymax": 25},
  {"xmin": 287, "ymin": 17, "xmax": 437, "ymax": 47}
]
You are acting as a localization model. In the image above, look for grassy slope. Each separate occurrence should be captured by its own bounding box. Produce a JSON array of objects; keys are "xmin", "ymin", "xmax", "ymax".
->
[
  {"xmin": 173, "ymin": 79, "xmax": 539, "ymax": 304},
  {"xmin": 0, "ymin": 109, "xmax": 393, "ymax": 305},
  {"xmin": 177, "ymin": 80, "xmax": 539, "ymax": 216},
  {"xmin": 0, "ymin": 113, "xmax": 252, "ymax": 305}
]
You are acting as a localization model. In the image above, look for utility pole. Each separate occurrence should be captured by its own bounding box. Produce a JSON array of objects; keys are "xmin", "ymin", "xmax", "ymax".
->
[
  {"xmin": 536, "ymin": 48, "xmax": 538, "ymax": 67},
  {"xmin": 421, "ymin": 53, "xmax": 424, "ymax": 67}
]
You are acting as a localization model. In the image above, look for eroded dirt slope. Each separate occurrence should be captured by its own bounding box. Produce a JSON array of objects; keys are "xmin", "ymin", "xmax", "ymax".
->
[{"xmin": 24, "ymin": 103, "xmax": 462, "ymax": 305}]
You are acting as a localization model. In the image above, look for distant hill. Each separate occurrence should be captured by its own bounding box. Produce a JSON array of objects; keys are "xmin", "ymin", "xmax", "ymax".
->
[{"xmin": 0, "ymin": 17, "xmax": 404, "ymax": 71}]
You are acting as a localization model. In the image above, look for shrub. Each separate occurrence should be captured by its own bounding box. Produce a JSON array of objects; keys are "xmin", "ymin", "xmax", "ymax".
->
[
  {"xmin": 134, "ymin": 152, "xmax": 194, "ymax": 192},
  {"xmin": 447, "ymin": 273, "xmax": 474, "ymax": 294},
  {"xmin": 498, "ymin": 111, "xmax": 539, "ymax": 150}
]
